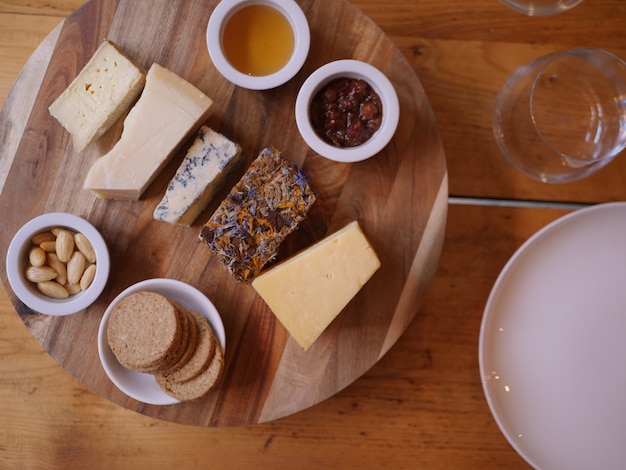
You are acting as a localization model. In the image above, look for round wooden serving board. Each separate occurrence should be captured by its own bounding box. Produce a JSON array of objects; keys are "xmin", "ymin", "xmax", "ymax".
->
[{"xmin": 0, "ymin": 0, "xmax": 447, "ymax": 426}]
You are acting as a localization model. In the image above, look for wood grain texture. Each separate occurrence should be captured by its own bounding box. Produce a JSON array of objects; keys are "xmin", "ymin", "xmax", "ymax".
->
[
  {"xmin": 3, "ymin": 0, "xmax": 626, "ymax": 467},
  {"xmin": 0, "ymin": 0, "xmax": 447, "ymax": 426},
  {"xmin": 352, "ymin": 0, "xmax": 626, "ymax": 203},
  {"xmin": 3, "ymin": 0, "xmax": 626, "ymax": 204},
  {"xmin": 2, "ymin": 203, "xmax": 555, "ymax": 469}
]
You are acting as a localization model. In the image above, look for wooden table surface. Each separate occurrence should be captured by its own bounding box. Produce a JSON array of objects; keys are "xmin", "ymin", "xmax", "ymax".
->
[{"xmin": 1, "ymin": 0, "xmax": 625, "ymax": 468}]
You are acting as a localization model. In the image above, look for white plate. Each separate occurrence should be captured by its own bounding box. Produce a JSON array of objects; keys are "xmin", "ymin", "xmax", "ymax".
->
[
  {"xmin": 479, "ymin": 202, "xmax": 626, "ymax": 470},
  {"xmin": 97, "ymin": 278, "xmax": 226, "ymax": 405}
]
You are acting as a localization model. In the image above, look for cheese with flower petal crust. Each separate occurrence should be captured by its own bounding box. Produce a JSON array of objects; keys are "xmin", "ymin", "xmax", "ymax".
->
[
  {"xmin": 153, "ymin": 126, "xmax": 243, "ymax": 226},
  {"xmin": 48, "ymin": 39, "xmax": 146, "ymax": 153},
  {"xmin": 252, "ymin": 221, "xmax": 381, "ymax": 350},
  {"xmin": 84, "ymin": 63, "xmax": 213, "ymax": 200}
]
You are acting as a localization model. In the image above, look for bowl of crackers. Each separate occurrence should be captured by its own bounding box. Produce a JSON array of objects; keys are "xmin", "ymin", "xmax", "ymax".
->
[
  {"xmin": 97, "ymin": 278, "xmax": 226, "ymax": 405},
  {"xmin": 5, "ymin": 212, "xmax": 110, "ymax": 316}
]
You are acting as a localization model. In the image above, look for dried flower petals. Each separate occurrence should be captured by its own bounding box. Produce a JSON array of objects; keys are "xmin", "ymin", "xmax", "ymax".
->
[{"xmin": 199, "ymin": 147, "xmax": 316, "ymax": 282}]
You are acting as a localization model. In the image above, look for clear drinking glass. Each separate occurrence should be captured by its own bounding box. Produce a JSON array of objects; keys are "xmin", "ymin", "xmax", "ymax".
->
[
  {"xmin": 493, "ymin": 48, "xmax": 626, "ymax": 183},
  {"xmin": 500, "ymin": 0, "xmax": 584, "ymax": 16}
]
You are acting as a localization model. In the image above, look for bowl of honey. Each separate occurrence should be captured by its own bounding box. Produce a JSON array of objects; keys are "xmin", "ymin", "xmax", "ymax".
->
[{"xmin": 206, "ymin": 0, "xmax": 310, "ymax": 90}]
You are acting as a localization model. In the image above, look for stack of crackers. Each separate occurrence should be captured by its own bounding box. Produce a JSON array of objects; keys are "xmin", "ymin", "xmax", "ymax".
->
[{"xmin": 106, "ymin": 290, "xmax": 224, "ymax": 401}]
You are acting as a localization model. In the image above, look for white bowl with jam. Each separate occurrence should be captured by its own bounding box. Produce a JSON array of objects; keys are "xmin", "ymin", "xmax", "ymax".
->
[
  {"xmin": 295, "ymin": 60, "xmax": 400, "ymax": 163},
  {"xmin": 206, "ymin": 0, "xmax": 310, "ymax": 90}
]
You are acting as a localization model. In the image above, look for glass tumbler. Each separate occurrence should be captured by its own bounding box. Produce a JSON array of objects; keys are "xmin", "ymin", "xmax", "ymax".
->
[
  {"xmin": 500, "ymin": 0, "xmax": 584, "ymax": 16},
  {"xmin": 493, "ymin": 48, "xmax": 626, "ymax": 183}
]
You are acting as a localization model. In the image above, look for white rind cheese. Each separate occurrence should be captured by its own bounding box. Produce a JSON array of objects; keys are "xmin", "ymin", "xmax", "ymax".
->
[
  {"xmin": 252, "ymin": 221, "xmax": 381, "ymax": 351},
  {"xmin": 49, "ymin": 39, "xmax": 146, "ymax": 153},
  {"xmin": 153, "ymin": 126, "xmax": 243, "ymax": 226},
  {"xmin": 83, "ymin": 63, "xmax": 213, "ymax": 200}
]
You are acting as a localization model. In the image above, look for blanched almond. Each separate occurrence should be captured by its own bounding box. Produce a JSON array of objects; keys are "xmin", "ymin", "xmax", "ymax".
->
[
  {"xmin": 25, "ymin": 266, "xmax": 57, "ymax": 283},
  {"xmin": 55, "ymin": 229, "xmax": 74, "ymax": 262},
  {"xmin": 66, "ymin": 251, "xmax": 86, "ymax": 286},
  {"xmin": 37, "ymin": 281, "xmax": 69, "ymax": 299},
  {"xmin": 29, "ymin": 246, "xmax": 47, "ymax": 267},
  {"xmin": 79, "ymin": 264, "xmax": 97, "ymax": 290},
  {"xmin": 39, "ymin": 240, "xmax": 57, "ymax": 252},
  {"xmin": 31, "ymin": 231, "xmax": 55, "ymax": 245},
  {"xmin": 26, "ymin": 227, "xmax": 99, "ymax": 300},
  {"xmin": 47, "ymin": 253, "xmax": 67, "ymax": 286},
  {"xmin": 65, "ymin": 283, "xmax": 82, "ymax": 295},
  {"xmin": 74, "ymin": 233, "xmax": 96, "ymax": 264},
  {"xmin": 50, "ymin": 227, "xmax": 68, "ymax": 237}
]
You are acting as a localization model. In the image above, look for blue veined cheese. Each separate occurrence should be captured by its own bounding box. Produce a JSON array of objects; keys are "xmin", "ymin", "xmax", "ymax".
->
[{"xmin": 153, "ymin": 126, "xmax": 243, "ymax": 226}]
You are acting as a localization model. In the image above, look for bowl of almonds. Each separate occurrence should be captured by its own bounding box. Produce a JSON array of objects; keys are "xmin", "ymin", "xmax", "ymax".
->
[{"xmin": 6, "ymin": 212, "xmax": 110, "ymax": 316}]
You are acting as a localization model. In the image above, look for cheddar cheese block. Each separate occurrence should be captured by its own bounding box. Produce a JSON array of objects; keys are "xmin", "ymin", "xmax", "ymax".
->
[
  {"xmin": 252, "ymin": 221, "xmax": 380, "ymax": 350},
  {"xmin": 153, "ymin": 126, "xmax": 243, "ymax": 226},
  {"xmin": 199, "ymin": 147, "xmax": 316, "ymax": 282},
  {"xmin": 49, "ymin": 40, "xmax": 146, "ymax": 153},
  {"xmin": 84, "ymin": 63, "xmax": 214, "ymax": 200}
]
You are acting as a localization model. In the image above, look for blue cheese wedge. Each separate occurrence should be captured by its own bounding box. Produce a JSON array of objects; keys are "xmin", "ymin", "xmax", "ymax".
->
[
  {"xmin": 252, "ymin": 221, "xmax": 381, "ymax": 350},
  {"xmin": 48, "ymin": 40, "xmax": 146, "ymax": 153},
  {"xmin": 83, "ymin": 63, "xmax": 213, "ymax": 200},
  {"xmin": 153, "ymin": 126, "xmax": 243, "ymax": 226}
]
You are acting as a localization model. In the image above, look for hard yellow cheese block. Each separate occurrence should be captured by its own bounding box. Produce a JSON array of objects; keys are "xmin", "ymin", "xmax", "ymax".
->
[
  {"xmin": 252, "ymin": 221, "xmax": 381, "ymax": 351},
  {"xmin": 84, "ymin": 63, "xmax": 213, "ymax": 200},
  {"xmin": 49, "ymin": 40, "xmax": 146, "ymax": 153}
]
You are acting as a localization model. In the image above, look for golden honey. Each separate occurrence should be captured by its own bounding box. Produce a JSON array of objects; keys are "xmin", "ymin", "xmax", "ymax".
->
[{"xmin": 222, "ymin": 5, "xmax": 295, "ymax": 77}]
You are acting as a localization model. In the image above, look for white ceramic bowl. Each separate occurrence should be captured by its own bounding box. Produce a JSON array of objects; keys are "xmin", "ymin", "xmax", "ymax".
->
[
  {"xmin": 295, "ymin": 59, "xmax": 400, "ymax": 163},
  {"xmin": 6, "ymin": 212, "xmax": 110, "ymax": 316},
  {"xmin": 97, "ymin": 278, "xmax": 226, "ymax": 405},
  {"xmin": 206, "ymin": 0, "xmax": 310, "ymax": 90}
]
